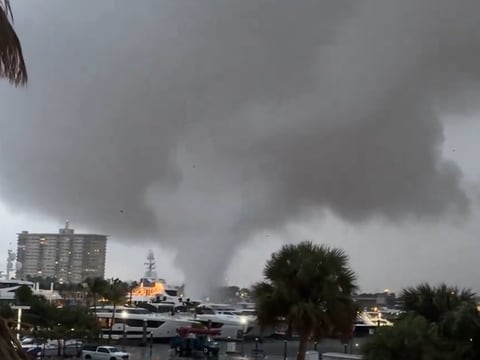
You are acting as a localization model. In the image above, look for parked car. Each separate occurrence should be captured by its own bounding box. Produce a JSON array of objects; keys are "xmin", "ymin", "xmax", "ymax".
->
[{"xmin": 80, "ymin": 345, "xmax": 129, "ymax": 360}]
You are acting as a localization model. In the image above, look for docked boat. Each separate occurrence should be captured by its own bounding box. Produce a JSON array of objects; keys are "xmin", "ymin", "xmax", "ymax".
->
[
  {"xmin": 131, "ymin": 277, "xmax": 182, "ymax": 305},
  {"xmin": 94, "ymin": 305, "xmax": 195, "ymax": 340},
  {"xmin": 353, "ymin": 312, "xmax": 387, "ymax": 337},
  {"xmin": 0, "ymin": 279, "xmax": 62, "ymax": 302},
  {"xmin": 363, "ymin": 311, "xmax": 394, "ymax": 326},
  {"xmin": 129, "ymin": 251, "xmax": 184, "ymax": 305},
  {"xmin": 0, "ymin": 279, "xmax": 34, "ymax": 300},
  {"xmin": 175, "ymin": 303, "xmax": 254, "ymax": 340}
]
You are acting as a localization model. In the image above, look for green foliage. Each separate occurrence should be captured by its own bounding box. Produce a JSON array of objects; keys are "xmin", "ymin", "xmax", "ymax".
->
[
  {"xmin": 363, "ymin": 283, "xmax": 480, "ymax": 360},
  {"xmin": 253, "ymin": 241, "xmax": 358, "ymax": 360},
  {"xmin": 15, "ymin": 285, "xmax": 33, "ymax": 305},
  {"xmin": 85, "ymin": 277, "xmax": 109, "ymax": 309},
  {"xmin": 401, "ymin": 283, "xmax": 476, "ymax": 323},
  {"xmin": 102, "ymin": 278, "xmax": 128, "ymax": 341},
  {"xmin": 22, "ymin": 295, "xmax": 56, "ymax": 328},
  {"xmin": 103, "ymin": 278, "xmax": 128, "ymax": 306},
  {"xmin": 48, "ymin": 306, "xmax": 98, "ymax": 339},
  {"xmin": 0, "ymin": 304, "xmax": 13, "ymax": 319},
  {"xmin": 362, "ymin": 314, "xmax": 445, "ymax": 360},
  {"xmin": 12, "ymin": 284, "xmax": 98, "ymax": 337}
]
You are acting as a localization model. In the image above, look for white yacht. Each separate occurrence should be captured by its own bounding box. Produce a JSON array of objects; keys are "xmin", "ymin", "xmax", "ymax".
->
[
  {"xmin": 363, "ymin": 311, "xmax": 393, "ymax": 326},
  {"xmin": 94, "ymin": 305, "xmax": 195, "ymax": 340},
  {"xmin": 0, "ymin": 279, "xmax": 62, "ymax": 302},
  {"xmin": 130, "ymin": 251, "xmax": 184, "ymax": 305},
  {"xmin": 174, "ymin": 304, "xmax": 253, "ymax": 340},
  {"xmin": 353, "ymin": 312, "xmax": 385, "ymax": 337},
  {"xmin": 0, "ymin": 279, "xmax": 34, "ymax": 300}
]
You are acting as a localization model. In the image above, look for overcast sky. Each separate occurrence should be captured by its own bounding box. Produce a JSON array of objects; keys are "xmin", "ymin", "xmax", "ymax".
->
[{"xmin": 1, "ymin": 1, "xmax": 480, "ymax": 296}]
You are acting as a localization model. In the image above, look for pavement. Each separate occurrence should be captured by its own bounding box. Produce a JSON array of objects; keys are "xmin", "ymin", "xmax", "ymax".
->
[{"xmin": 121, "ymin": 338, "xmax": 366, "ymax": 360}]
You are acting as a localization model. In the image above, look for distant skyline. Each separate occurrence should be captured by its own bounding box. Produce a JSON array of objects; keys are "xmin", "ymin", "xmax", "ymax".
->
[{"xmin": 1, "ymin": 1, "xmax": 480, "ymax": 296}]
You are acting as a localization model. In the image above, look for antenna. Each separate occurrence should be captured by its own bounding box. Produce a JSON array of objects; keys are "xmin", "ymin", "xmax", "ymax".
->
[
  {"xmin": 144, "ymin": 250, "xmax": 157, "ymax": 279},
  {"xmin": 6, "ymin": 248, "xmax": 16, "ymax": 280},
  {"xmin": 65, "ymin": 219, "xmax": 70, "ymax": 229}
]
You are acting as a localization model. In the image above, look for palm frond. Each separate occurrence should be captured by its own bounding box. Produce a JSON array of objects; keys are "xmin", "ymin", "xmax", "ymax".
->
[
  {"xmin": 400, "ymin": 283, "xmax": 477, "ymax": 324},
  {"xmin": 0, "ymin": 316, "xmax": 28, "ymax": 360},
  {"xmin": 362, "ymin": 314, "xmax": 446, "ymax": 360},
  {"xmin": 256, "ymin": 240, "xmax": 358, "ymax": 343},
  {"xmin": 253, "ymin": 282, "xmax": 290, "ymax": 327},
  {"xmin": 0, "ymin": 0, "xmax": 27, "ymax": 86}
]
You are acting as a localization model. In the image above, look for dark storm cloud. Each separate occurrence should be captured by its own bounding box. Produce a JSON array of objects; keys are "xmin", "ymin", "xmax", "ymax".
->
[{"xmin": 0, "ymin": 0, "xmax": 478, "ymax": 294}]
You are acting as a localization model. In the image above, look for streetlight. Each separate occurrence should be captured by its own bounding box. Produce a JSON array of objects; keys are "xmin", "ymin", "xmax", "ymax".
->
[{"xmin": 11, "ymin": 305, "xmax": 30, "ymax": 341}]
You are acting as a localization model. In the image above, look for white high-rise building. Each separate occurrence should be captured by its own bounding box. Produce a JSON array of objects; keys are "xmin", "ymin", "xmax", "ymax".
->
[{"xmin": 16, "ymin": 221, "xmax": 107, "ymax": 283}]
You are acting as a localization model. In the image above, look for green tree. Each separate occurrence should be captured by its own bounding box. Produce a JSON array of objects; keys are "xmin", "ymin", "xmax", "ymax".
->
[
  {"xmin": 0, "ymin": 304, "xmax": 13, "ymax": 319},
  {"xmin": 401, "ymin": 283, "xmax": 476, "ymax": 323},
  {"xmin": 85, "ymin": 277, "xmax": 108, "ymax": 314},
  {"xmin": 103, "ymin": 279, "xmax": 128, "ymax": 341},
  {"xmin": 22, "ymin": 294, "xmax": 55, "ymax": 328},
  {"xmin": 253, "ymin": 241, "xmax": 358, "ymax": 360},
  {"xmin": 363, "ymin": 284, "xmax": 480, "ymax": 360},
  {"xmin": 127, "ymin": 280, "xmax": 138, "ymax": 304},
  {"xmin": 440, "ymin": 302, "xmax": 480, "ymax": 359},
  {"xmin": 0, "ymin": 0, "xmax": 27, "ymax": 85},
  {"xmin": 15, "ymin": 285, "xmax": 33, "ymax": 305},
  {"xmin": 362, "ymin": 314, "xmax": 445, "ymax": 360}
]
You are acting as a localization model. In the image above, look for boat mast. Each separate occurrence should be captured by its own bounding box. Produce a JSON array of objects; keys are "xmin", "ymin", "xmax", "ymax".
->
[
  {"xmin": 144, "ymin": 250, "xmax": 157, "ymax": 279},
  {"xmin": 6, "ymin": 244, "xmax": 16, "ymax": 280}
]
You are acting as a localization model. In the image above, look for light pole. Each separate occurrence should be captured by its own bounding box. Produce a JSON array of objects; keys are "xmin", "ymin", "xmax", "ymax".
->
[
  {"xmin": 142, "ymin": 319, "xmax": 148, "ymax": 346},
  {"xmin": 11, "ymin": 305, "xmax": 30, "ymax": 341}
]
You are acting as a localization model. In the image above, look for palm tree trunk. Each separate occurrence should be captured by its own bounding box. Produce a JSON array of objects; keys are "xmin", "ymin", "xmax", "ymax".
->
[
  {"xmin": 296, "ymin": 332, "xmax": 309, "ymax": 360},
  {"xmin": 286, "ymin": 318, "xmax": 293, "ymax": 339},
  {"xmin": 109, "ymin": 304, "xmax": 116, "ymax": 342}
]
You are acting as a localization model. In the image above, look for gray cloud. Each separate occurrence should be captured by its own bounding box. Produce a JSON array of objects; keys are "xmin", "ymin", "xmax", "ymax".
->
[{"xmin": 0, "ymin": 0, "xmax": 478, "ymax": 295}]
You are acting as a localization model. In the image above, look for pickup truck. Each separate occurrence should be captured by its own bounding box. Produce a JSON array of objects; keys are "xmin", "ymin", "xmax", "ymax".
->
[{"xmin": 81, "ymin": 345, "xmax": 130, "ymax": 360}]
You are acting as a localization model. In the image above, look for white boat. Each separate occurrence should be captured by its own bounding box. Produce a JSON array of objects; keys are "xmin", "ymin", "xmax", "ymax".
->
[
  {"xmin": 94, "ymin": 305, "xmax": 195, "ymax": 340},
  {"xmin": 0, "ymin": 279, "xmax": 62, "ymax": 302},
  {"xmin": 0, "ymin": 279, "xmax": 34, "ymax": 300},
  {"xmin": 130, "ymin": 251, "xmax": 185, "ymax": 305},
  {"xmin": 174, "ymin": 303, "xmax": 253, "ymax": 340},
  {"xmin": 363, "ymin": 311, "xmax": 393, "ymax": 326}
]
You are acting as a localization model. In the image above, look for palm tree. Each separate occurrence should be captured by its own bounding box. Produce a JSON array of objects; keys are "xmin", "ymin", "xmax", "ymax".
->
[
  {"xmin": 401, "ymin": 283, "xmax": 476, "ymax": 323},
  {"xmin": 440, "ymin": 302, "xmax": 480, "ymax": 359},
  {"xmin": 104, "ymin": 278, "xmax": 128, "ymax": 341},
  {"xmin": 0, "ymin": 0, "xmax": 27, "ymax": 85},
  {"xmin": 253, "ymin": 241, "xmax": 358, "ymax": 360},
  {"xmin": 362, "ymin": 314, "xmax": 445, "ymax": 360},
  {"xmin": 0, "ymin": 317, "xmax": 28, "ymax": 360},
  {"xmin": 127, "ymin": 280, "xmax": 138, "ymax": 305},
  {"xmin": 364, "ymin": 283, "xmax": 480, "ymax": 359},
  {"xmin": 85, "ymin": 277, "xmax": 108, "ymax": 315},
  {"xmin": 0, "ymin": 3, "xmax": 27, "ymax": 358}
]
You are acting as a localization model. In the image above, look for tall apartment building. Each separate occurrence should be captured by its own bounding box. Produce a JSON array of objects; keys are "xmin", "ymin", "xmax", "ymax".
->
[{"xmin": 16, "ymin": 221, "xmax": 107, "ymax": 284}]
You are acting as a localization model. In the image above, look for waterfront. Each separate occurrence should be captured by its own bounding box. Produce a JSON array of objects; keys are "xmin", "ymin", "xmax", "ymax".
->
[{"xmin": 118, "ymin": 338, "xmax": 365, "ymax": 360}]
